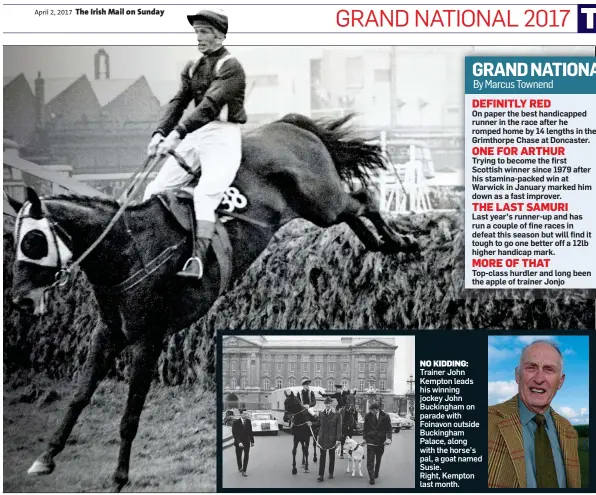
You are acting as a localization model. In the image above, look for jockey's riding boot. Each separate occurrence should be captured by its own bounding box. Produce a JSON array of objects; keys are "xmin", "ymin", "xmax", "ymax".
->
[
  {"xmin": 178, "ymin": 237, "xmax": 211, "ymax": 279},
  {"xmin": 178, "ymin": 220, "xmax": 215, "ymax": 279}
]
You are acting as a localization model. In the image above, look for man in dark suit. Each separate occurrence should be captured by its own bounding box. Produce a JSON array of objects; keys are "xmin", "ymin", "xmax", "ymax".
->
[
  {"xmin": 363, "ymin": 402, "xmax": 392, "ymax": 485},
  {"xmin": 298, "ymin": 378, "xmax": 317, "ymax": 407},
  {"xmin": 316, "ymin": 397, "xmax": 342, "ymax": 482},
  {"xmin": 232, "ymin": 410, "xmax": 254, "ymax": 476}
]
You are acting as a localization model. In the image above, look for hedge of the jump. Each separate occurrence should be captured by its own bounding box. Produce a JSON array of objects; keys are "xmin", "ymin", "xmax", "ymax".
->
[{"xmin": 4, "ymin": 210, "xmax": 593, "ymax": 387}]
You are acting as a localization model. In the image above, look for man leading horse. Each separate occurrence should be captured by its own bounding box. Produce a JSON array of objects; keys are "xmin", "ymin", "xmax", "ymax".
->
[{"xmin": 143, "ymin": 7, "xmax": 246, "ymax": 279}]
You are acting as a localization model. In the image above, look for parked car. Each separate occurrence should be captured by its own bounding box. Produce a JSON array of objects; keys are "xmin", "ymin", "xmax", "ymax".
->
[
  {"xmin": 249, "ymin": 411, "xmax": 279, "ymax": 435},
  {"xmin": 399, "ymin": 416, "xmax": 415, "ymax": 430},
  {"xmin": 387, "ymin": 413, "xmax": 402, "ymax": 433}
]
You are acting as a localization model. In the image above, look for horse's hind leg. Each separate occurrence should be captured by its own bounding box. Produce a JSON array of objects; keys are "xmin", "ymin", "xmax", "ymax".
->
[
  {"xmin": 341, "ymin": 189, "xmax": 419, "ymax": 254},
  {"xmin": 112, "ymin": 335, "xmax": 162, "ymax": 491},
  {"xmin": 27, "ymin": 320, "xmax": 126, "ymax": 476}
]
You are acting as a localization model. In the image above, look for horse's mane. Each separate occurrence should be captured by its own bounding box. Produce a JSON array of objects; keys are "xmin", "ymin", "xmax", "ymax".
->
[
  {"xmin": 46, "ymin": 194, "xmax": 156, "ymax": 212},
  {"xmin": 276, "ymin": 113, "xmax": 387, "ymax": 191}
]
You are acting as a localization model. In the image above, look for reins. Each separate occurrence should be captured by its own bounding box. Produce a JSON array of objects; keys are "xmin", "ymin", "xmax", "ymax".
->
[{"xmin": 38, "ymin": 154, "xmax": 165, "ymax": 292}]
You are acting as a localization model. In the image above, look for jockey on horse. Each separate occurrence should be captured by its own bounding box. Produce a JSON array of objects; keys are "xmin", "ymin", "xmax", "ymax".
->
[
  {"xmin": 298, "ymin": 379, "xmax": 317, "ymax": 408},
  {"xmin": 319, "ymin": 384, "xmax": 356, "ymax": 411},
  {"xmin": 143, "ymin": 7, "xmax": 246, "ymax": 279}
]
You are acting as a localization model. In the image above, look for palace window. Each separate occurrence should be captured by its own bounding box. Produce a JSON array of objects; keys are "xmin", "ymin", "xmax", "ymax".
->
[
  {"xmin": 342, "ymin": 380, "xmax": 349, "ymax": 388},
  {"xmin": 359, "ymin": 362, "xmax": 365, "ymax": 373},
  {"xmin": 289, "ymin": 362, "xmax": 295, "ymax": 373},
  {"xmin": 380, "ymin": 380, "xmax": 385, "ymax": 390},
  {"xmin": 241, "ymin": 377, "xmax": 247, "ymax": 389},
  {"xmin": 328, "ymin": 379, "xmax": 334, "ymax": 390},
  {"xmin": 276, "ymin": 379, "xmax": 283, "ymax": 389},
  {"xmin": 242, "ymin": 360, "xmax": 247, "ymax": 371},
  {"xmin": 289, "ymin": 378, "xmax": 296, "ymax": 387},
  {"xmin": 264, "ymin": 378, "xmax": 270, "ymax": 389},
  {"xmin": 302, "ymin": 362, "xmax": 309, "ymax": 373},
  {"xmin": 316, "ymin": 363, "xmax": 322, "ymax": 373},
  {"xmin": 359, "ymin": 379, "xmax": 365, "ymax": 391},
  {"xmin": 276, "ymin": 363, "xmax": 282, "ymax": 373},
  {"xmin": 232, "ymin": 362, "xmax": 237, "ymax": 372},
  {"xmin": 342, "ymin": 363, "xmax": 348, "ymax": 373},
  {"xmin": 380, "ymin": 363, "xmax": 386, "ymax": 373},
  {"xmin": 369, "ymin": 362, "xmax": 375, "ymax": 373},
  {"xmin": 231, "ymin": 376, "xmax": 236, "ymax": 388},
  {"xmin": 315, "ymin": 379, "xmax": 322, "ymax": 387},
  {"xmin": 329, "ymin": 363, "xmax": 335, "ymax": 373}
]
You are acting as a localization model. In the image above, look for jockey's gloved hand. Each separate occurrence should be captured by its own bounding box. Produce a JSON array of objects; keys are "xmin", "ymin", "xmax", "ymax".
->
[
  {"xmin": 147, "ymin": 133, "xmax": 164, "ymax": 157},
  {"xmin": 156, "ymin": 130, "xmax": 182, "ymax": 156}
]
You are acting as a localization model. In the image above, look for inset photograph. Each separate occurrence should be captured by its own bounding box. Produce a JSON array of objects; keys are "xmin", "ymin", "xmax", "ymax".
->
[
  {"xmin": 219, "ymin": 334, "xmax": 415, "ymax": 490},
  {"xmin": 487, "ymin": 336, "xmax": 589, "ymax": 489}
]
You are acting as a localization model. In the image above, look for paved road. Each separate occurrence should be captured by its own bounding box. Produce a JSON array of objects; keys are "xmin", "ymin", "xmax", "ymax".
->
[{"xmin": 222, "ymin": 429, "xmax": 414, "ymax": 489}]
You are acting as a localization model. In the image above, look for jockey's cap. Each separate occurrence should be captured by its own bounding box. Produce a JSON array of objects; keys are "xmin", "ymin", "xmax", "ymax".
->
[
  {"xmin": 187, "ymin": 8, "xmax": 228, "ymax": 35},
  {"xmin": 369, "ymin": 401, "xmax": 380, "ymax": 410},
  {"xmin": 301, "ymin": 378, "xmax": 311, "ymax": 386}
]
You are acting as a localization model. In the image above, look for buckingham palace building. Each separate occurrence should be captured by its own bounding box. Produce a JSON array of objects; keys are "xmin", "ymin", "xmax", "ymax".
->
[{"xmin": 222, "ymin": 336, "xmax": 414, "ymax": 416}]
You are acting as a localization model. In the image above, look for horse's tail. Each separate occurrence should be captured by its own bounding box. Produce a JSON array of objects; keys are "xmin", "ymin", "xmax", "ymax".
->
[{"xmin": 277, "ymin": 113, "xmax": 386, "ymax": 191}]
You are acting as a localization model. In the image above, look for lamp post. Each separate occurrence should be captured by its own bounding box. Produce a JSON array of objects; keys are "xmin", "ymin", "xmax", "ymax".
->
[{"xmin": 406, "ymin": 374, "xmax": 415, "ymax": 419}]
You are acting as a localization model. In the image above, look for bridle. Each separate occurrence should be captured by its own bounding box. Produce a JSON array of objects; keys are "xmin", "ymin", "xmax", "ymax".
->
[{"xmin": 14, "ymin": 201, "xmax": 75, "ymax": 293}]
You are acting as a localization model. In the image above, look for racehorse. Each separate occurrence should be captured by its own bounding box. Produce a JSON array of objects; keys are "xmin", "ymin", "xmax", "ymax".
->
[
  {"xmin": 339, "ymin": 392, "xmax": 358, "ymax": 458},
  {"xmin": 302, "ymin": 410, "xmax": 320, "ymax": 466},
  {"xmin": 283, "ymin": 391, "xmax": 317, "ymax": 475},
  {"xmin": 9, "ymin": 113, "xmax": 418, "ymax": 491}
]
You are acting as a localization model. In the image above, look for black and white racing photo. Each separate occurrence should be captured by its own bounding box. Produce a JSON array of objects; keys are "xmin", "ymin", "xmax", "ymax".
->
[
  {"xmin": 219, "ymin": 334, "xmax": 415, "ymax": 489},
  {"xmin": 3, "ymin": 4, "xmax": 594, "ymax": 490}
]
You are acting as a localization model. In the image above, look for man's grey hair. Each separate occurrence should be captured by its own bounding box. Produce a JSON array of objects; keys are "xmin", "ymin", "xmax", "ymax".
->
[{"xmin": 517, "ymin": 339, "xmax": 564, "ymax": 375}]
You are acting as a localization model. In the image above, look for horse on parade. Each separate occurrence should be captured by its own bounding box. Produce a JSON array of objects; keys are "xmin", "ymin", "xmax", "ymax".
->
[
  {"xmin": 283, "ymin": 391, "xmax": 318, "ymax": 475},
  {"xmin": 9, "ymin": 112, "xmax": 419, "ymax": 490}
]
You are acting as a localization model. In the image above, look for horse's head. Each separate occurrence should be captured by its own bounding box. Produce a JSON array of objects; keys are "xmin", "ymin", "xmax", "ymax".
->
[
  {"xmin": 345, "ymin": 392, "xmax": 356, "ymax": 407},
  {"xmin": 9, "ymin": 188, "xmax": 73, "ymax": 315},
  {"xmin": 283, "ymin": 390, "xmax": 303, "ymax": 417}
]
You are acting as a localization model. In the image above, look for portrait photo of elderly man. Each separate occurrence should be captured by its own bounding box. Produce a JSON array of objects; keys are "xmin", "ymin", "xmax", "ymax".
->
[{"xmin": 488, "ymin": 339, "xmax": 583, "ymax": 489}]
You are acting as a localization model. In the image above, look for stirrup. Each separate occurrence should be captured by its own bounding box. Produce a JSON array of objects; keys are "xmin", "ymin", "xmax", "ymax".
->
[{"xmin": 180, "ymin": 256, "xmax": 203, "ymax": 278}]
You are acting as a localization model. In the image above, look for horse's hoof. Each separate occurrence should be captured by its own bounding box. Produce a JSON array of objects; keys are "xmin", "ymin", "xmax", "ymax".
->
[
  {"xmin": 27, "ymin": 454, "xmax": 55, "ymax": 476},
  {"xmin": 304, "ymin": 469, "xmax": 309, "ymax": 473},
  {"xmin": 292, "ymin": 468, "xmax": 297, "ymax": 475}
]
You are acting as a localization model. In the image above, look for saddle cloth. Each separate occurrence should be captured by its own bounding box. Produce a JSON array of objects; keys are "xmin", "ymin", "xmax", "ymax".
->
[{"xmin": 156, "ymin": 188, "xmax": 233, "ymax": 295}]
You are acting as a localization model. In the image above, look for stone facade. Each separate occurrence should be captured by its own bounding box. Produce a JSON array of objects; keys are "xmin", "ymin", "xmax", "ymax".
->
[{"xmin": 222, "ymin": 336, "xmax": 407, "ymax": 413}]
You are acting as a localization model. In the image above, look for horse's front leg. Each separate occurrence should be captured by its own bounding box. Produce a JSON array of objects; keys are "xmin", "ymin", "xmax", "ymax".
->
[
  {"xmin": 28, "ymin": 321, "xmax": 126, "ymax": 477},
  {"xmin": 112, "ymin": 335, "xmax": 162, "ymax": 492},
  {"xmin": 302, "ymin": 439, "xmax": 309, "ymax": 473},
  {"xmin": 291, "ymin": 437, "xmax": 298, "ymax": 475},
  {"xmin": 340, "ymin": 436, "xmax": 346, "ymax": 458}
]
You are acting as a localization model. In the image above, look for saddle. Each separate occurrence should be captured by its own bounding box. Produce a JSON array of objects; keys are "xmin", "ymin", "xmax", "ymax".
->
[{"xmin": 156, "ymin": 188, "xmax": 235, "ymax": 295}]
